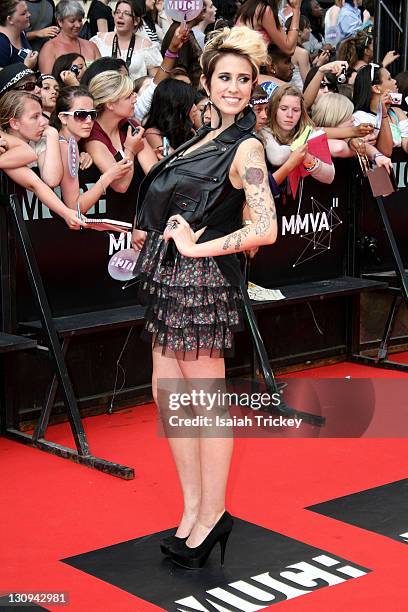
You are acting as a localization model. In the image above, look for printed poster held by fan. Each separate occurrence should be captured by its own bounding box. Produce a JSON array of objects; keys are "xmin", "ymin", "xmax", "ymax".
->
[{"xmin": 164, "ymin": 0, "xmax": 203, "ymax": 22}]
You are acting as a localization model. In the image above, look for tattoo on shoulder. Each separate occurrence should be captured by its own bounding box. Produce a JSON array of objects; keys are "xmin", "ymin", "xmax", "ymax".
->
[{"xmin": 246, "ymin": 147, "xmax": 264, "ymax": 165}]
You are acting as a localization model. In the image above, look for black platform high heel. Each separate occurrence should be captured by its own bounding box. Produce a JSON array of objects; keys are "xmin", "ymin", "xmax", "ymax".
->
[
  {"xmin": 169, "ymin": 511, "xmax": 234, "ymax": 569},
  {"xmin": 160, "ymin": 534, "xmax": 188, "ymax": 556}
]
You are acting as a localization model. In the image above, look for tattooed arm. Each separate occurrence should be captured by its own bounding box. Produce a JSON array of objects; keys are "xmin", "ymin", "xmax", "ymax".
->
[{"xmin": 163, "ymin": 138, "xmax": 278, "ymax": 258}]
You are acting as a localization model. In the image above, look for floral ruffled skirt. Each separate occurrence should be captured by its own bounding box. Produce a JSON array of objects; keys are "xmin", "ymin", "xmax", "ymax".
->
[{"xmin": 136, "ymin": 232, "xmax": 243, "ymax": 359}]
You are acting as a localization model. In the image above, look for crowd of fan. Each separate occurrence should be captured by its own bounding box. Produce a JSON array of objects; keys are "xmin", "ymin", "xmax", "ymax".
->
[{"xmin": 0, "ymin": 0, "xmax": 407, "ymax": 229}]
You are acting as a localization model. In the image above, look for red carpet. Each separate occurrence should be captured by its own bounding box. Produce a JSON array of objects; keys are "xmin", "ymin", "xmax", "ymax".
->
[{"xmin": 1, "ymin": 356, "xmax": 408, "ymax": 611}]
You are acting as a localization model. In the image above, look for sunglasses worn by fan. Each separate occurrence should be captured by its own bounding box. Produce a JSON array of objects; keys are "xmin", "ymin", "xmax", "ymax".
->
[
  {"xmin": 14, "ymin": 81, "xmax": 38, "ymax": 91},
  {"xmin": 59, "ymin": 110, "xmax": 98, "ymax": 121}
]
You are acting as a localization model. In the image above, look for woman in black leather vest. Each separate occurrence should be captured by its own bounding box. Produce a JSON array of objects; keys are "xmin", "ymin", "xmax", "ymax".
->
[{"xmin": 133, "ymin": 26, "xmax": 278, "ymax": 568}]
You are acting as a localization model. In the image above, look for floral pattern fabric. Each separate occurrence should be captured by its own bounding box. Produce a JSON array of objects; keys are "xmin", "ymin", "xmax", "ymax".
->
[{"xmin": 136, "ymin": 232, "xmax": 243, "ymax": 359}]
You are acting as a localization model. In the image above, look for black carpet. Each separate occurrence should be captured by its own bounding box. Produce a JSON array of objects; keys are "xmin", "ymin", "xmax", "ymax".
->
[{"xmin": 62, "ymin": 518, "xmax": 370, "ymax": 611}]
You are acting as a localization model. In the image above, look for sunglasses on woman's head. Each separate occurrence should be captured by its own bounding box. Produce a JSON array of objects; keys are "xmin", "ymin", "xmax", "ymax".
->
[
  {"xmin": 369, "ymin": 62, "xmax": 380, "ymax": 83},
  {"xmin": 59, "ymin": 109, "xmax": 98, "ymax": 121},
  {"xmin": 320, "ymin": 81, "xmax": 337, "ymax": 92},
  {"xmin": 13, "ymin": 81, "xmax": 38, "ymax": 91}
]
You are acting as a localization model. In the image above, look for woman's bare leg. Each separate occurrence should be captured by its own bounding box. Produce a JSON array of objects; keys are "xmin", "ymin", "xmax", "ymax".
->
[
  {"xmin": 178, "ymin": 355, "xmax": 233, "ymax": 547},
  {"xmin": 152, "ymin": 348, "xmax": 201, "ymax": 537}
]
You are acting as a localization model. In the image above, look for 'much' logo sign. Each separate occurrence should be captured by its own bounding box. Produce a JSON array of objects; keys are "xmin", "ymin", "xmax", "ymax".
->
[{"xmin": 62, "ymin": 518, "xmax": 370, "ymax": 610}]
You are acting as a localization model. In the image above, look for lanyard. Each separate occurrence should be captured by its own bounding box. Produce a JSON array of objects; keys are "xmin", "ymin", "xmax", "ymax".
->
[{"xmin": 112, "ymin": 33, "xmax": 135, "ymax": 67}]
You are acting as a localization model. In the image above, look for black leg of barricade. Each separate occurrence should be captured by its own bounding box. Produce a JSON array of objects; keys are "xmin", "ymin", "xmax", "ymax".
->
[
  {"xmin": 33, "ymin": 337, "xmax": 70, "ymax": 441},
  {"xmin": 375, "ymin": 196, "xmax": 408, "ymax": 301},
  {"xmin": 350, "ymin": 195, "xmax": 408, "ymax": 372},
  {"xmin": 239, "ymin": 280, "xmax": 325, "ymax": 427},
  {"xmin": 243, "ymin": 256, "xmax": 258, "ymax": 381},
  {"xmin": 0, "ymin": 194, "xmax": 134, "ymax": 479},
  {"xmin": 376, "ymin": 292, "xmax": 402, "ymax": 361}
]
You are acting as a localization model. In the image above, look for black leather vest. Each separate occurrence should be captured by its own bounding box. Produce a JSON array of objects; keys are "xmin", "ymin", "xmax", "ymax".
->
[{"xmin": 136, "ymin": 108, "xmax": 260, "ymax": 233}]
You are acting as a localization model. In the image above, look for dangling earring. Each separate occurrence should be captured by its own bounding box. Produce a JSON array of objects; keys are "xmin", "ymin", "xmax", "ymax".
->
[
  {"xmin": 234, "ymin": 104, "xmax": 254, "ymax": 129},
  {"xmin": 208, "ymin": 98, "xmax": 222, "ymax": 130}
]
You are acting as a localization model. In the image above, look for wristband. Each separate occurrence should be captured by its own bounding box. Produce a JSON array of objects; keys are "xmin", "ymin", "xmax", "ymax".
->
[
  {"xmin": 303, "ymin": 157, "xmax": 320, "ymax": 173},
  {"xmin": 159, "ymin": 64, "xmax": 172, "ymax": 74},
  {"xmin": 373, "ymin": 153, "xmax": 386, "ymax": 160},
  {"xmin": 165, "ymin": 49, "xmax": 179, "ymax": 58},
  {"xmin": 303, "ymin": 155, "xmax": 317, "ymax": 169}
]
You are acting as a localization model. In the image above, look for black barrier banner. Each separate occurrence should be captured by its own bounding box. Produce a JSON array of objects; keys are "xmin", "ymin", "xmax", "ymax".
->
[
  {"xmin": 13, "ymin": 165, "xmax": 139, "ymax": 320},
  {"xmin": 250, "ymin": 159, "xmax": 350, "ymax": 288},
  {"xmin": 359, "ymin": 149, "xmax": 408, "ymax": 273},
  {"xmin": 6, "ymin": 159, "xmax": 353, "ymax": 319}
]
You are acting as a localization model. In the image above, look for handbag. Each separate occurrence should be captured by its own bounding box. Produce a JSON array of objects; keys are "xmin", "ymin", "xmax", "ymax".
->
[
  {"xmin": 357, "ymin": 151, "xmax": 397, "ymax": 198},
  {"xmin": 366, "ymin": 164, "xmax": 397, "ymax": 197}
]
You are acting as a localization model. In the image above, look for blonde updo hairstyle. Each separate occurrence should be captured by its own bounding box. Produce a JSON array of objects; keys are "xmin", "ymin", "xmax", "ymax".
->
[
  {"xmin": 200, "ymin": 27, "xmax": 268, "ymax": 94},
  {"xmin": 311, "ymin": 93, "xmax": 354, "ymax": 128},
  {"xmin": 88, "ymin": 71, "xmax": 134, "ymax": 111}
]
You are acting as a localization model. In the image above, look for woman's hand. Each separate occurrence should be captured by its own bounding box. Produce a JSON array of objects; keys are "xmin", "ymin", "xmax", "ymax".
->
[
  {"xmin": 313, "ymin": 49, "xmax": 330, "ymax": 68},
  {"xmin": 352, "ymin": 123, "xmax": 375, "ymax": 138},
  {"xmin": 349, "ymin": 137, "xmax": 367, "ymax": 156},
  {"xmin": 374, "ymin": 153, "xmax": 392, "ymax": 173},
  {"xmin": 153, "ymin": 143, "xmax": 174, "ymax": 160},
  {"xmin": 287, "ymin": 144, "xmax": 308, "ymax": 170},
  {"xmin": 36, "ymin": 25, "xmax": 60, "ymax": 39},
  {"xmin": 62, "ymin": 207, "xmax": 87, "ymax": 231},
  {"xmin": 79, "ymin": 151, "xmax": 93, "ymax": 170},
  {"xmin": 381, "ymin": 90, "xmax": 393, "ymax": 109},
  {"xmin": 169, "ymin": 23, "xmax": 190, "ymax": 52},
  {"xmin": 102, "ymin": 158, "xmax": 133, "ymax": 185},
  {"xmin": 318, "ymin": 59, "xmax": 348, "ymax": 77},
  {"xmin": 24, "ymin": 50, "xmax": 39, "ymax": 69},
  {"xmin": 303, "ymin": 151, "xmax": 317, "ymax": 166},
  {"xmin": 382, "ymin": 50, "xmax": 400, "ymax": 68},
  {"xmin": 0, "ymin": 135, "xmax": 8, "ymax": 154},
  {"xmin": 60, "ymin": 70, "xmax": 80, "ymax": 86},
  {"xmin": 361, "ymin": 131, "xmax": 377, "ymax": 146},
  {"xmin": 42, "ymin": 125, "xmax": 58, "ymax": 140},
  {"xmin": 163, "ymin": 215, "xmax": 206, "ymax": 258},
  {"xmin": 132, "ymin": 228, "xmax": 146, "ymax": 251},
  {"xmin": 124, "ymin": 126, "xmax": 145, "ymax": 156}
]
